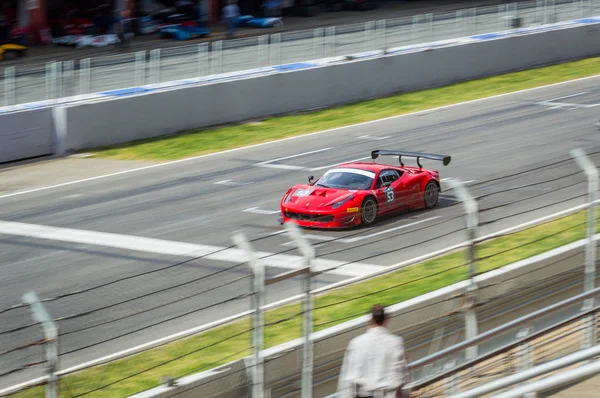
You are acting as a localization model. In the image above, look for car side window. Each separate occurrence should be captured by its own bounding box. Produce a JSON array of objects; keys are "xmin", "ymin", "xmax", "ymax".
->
[{"xmin": 375, "ymin": 169, "xmax": 402, "ymax": 189}]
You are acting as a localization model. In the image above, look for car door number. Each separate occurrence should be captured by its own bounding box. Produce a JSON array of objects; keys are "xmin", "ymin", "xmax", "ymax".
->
[{"xmin": 385, "ymin": 187, "xmax": 395, "ymax": 203}]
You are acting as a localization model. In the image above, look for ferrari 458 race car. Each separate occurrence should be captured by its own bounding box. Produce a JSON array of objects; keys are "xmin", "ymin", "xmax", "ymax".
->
[{"xmin": 279, "ymin": 150, "xmax": 451, "ymax": 228}]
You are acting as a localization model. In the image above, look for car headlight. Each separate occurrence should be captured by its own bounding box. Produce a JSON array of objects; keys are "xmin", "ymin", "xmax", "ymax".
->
[
  {"xmin": 332, "ymin": 194, "xmax": 355, "ymax": 209},
  {"xmin": 284, "ymin": 193, "xmax": 292, "ymax": 203}
]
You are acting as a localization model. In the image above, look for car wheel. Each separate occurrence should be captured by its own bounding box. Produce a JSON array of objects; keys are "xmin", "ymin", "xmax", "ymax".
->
[
  {"xmin": 424, "ymin": 181, "xmax": 440, "ymax": 209},
  {"xmin": 360, "ymin": 196, "xmax": 378, "ymax": 226}
]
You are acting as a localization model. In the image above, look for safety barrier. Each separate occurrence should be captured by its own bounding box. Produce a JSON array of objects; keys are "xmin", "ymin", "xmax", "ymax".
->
[
  {"xmin": 47, "ymin": 18, "xmax": 600, "ymax": 154},
  {"xmin": 0, "ymin": 108, "xmax": 55, "ymax": 164},
  {"xmin": 1, "ymin": 0, "xmax": 596, "ymax": 109},
  {"xmin": 2, "ymin": 15, "xmax": 600, "ymax": 161},
  {"xmin": 127, "ymin": 234, "xmax": 598, "ymax": 397}
]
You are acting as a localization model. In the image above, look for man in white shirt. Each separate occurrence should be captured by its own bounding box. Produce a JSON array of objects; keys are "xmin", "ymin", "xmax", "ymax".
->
[{"xmin": 337, "ymin": 305, "xmax": 410, "ymax": 398}]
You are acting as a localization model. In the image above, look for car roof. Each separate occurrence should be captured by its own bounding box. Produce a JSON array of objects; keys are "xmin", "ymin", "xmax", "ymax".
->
[{"xmin": 331, "ymin": 162, "xmax": 399, "ymax": 173}]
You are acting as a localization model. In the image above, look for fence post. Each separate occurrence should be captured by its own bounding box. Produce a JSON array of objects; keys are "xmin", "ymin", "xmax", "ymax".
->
[
  {"xmin": 446, "ymin": 178, "xmax": 479, "ymax": 360},
  {"xmin": 375, "ymin": 20, "xmax": 386, "ymax": 53},
  {"xmin": 45, "ymin": 62, "xmax": 59, "ymax": 101},
  {"xmin": 325, "ymin": 26, "xmax": 336, "ymax": 58},
  {"xmin": 149, "ymin": 49, "xmax": 161, "ymax": 85},
  {"xmin": 22, "ymin": 292, "xmax": 58, "ymax": 398},
  {"xmin": 232, "ymin": 232, "xmax": 265, "ymax": 398},
  {"xmin": 134, "ymin": 50, "xmax": 146, "ymax": 89},
  {"xmin": 571, "ymin": 148, "xmax": 598, "ymax": 349},
  {"xmin": 258, "ymin": 35, "xmax": 269, "ymax": 68},
  {"xmin": 78, "ymin": 58, "xmax": 91, "ymax": 96},
  {"xmin": 4, "ymin": 66, "xmax": 15, "ymax": 107},
  {"xmin": 313, "ymin": 28, "xmax": 324, "ymax": 61},
  {"xmin": 516, "ymin": 327, "xmax": 532, "ymax": 372},
  {"xmin": 285, "ymin": 221, "xmax": 315, "ymax": 398}
]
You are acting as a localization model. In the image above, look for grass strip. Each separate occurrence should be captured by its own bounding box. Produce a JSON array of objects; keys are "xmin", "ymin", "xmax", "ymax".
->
[
  {"xmin": 89, "ymin": 57, "xmax": 600, "ymax": 161},
  {"xmin": 13, "ymin": 207, "xmax": 599, "ymax": 398}
]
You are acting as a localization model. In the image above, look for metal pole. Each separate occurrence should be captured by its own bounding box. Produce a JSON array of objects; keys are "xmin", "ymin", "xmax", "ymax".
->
[
  {"xmin": 79, "ymin": 58, "xmax": 91, "ymax": 96},
  {"xmin": 134, "ymin": 50, "xmax": 146, "ymax": 90},
  {"xmin": 446, "ymin": 178, "xmax": 479, "ymax": 360},
  {"xmin": 4, "ymin": 66, "xmax": 15, "ymax": 107},
  {"xmin": 571, "ymin": 148, "xmax": 598, "ymax": 349},
  {"xmin": 22, "ymin": 292, "xmax": 58, "ymax": 398},
  {"xmin": 232, "ymin": 232, "xmax": 264, "ymax": 398},
  {"xmin": 284, "ymin": 221, "xmax": 315, "ymax": 398}
]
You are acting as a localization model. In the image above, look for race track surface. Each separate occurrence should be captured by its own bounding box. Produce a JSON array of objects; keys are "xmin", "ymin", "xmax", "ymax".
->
[{"xmin": 1, "ymin": 76, "xmax": 600, "ymax": 388}]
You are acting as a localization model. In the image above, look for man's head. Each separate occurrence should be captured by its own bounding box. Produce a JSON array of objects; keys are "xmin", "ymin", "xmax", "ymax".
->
[{"xmin": 370, "ymin": 304, "xmax": 387, "ymax": 327}]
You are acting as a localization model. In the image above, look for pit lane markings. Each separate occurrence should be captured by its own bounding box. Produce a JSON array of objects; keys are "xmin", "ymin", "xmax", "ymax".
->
[{"xmin": 0, "ymin": 220, "xmax": 385, "ymax": 277}]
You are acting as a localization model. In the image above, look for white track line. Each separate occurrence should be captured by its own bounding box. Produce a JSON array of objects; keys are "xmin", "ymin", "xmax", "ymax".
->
[
  {"xmin": 0, "ymin": 220, "xmax": 383, "ymax": 278},
  {"xmin": 243, "ymin": 207, "xmax": 280, "ymax": 215},
  {"xmin": 309, "ymin": 156, "xmax": 373, "ymax": 171},
  {"xmin": 1, "ymin": 74, "xmax": 599, "ymax": 201},
  {"xmin": 254, "ymin": 147, "xmax": 332, "ymax": 170}
]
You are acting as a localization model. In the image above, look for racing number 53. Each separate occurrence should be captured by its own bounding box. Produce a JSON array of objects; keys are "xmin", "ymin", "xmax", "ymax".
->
[{"xmin": 385, "ymin": 187, "xmax": 395, "ymax": 203}]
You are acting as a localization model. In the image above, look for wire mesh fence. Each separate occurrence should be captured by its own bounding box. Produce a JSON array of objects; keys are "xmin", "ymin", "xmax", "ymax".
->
[
  {"xmin": 1, "ymin": 147, "xmax": 600, "ymax": 398},
  {"xmin": 2, "ymin": 0, "xmax": 600, "ymax": 108}
]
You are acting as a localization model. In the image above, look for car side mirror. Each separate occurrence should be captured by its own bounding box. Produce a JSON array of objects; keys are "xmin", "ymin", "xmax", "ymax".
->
[{"xmin": 308, "ymin": 175, "xmax": 314, "ymax": 184}]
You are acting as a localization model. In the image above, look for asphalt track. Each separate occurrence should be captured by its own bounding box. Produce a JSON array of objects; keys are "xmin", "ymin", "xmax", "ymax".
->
[{"xmin": 2, "ymin": 76, "xmax": 600, "ymax": 389}]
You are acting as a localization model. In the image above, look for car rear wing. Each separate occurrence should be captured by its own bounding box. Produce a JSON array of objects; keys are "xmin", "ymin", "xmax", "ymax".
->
[{"xmin": 371, "ymin": 150, "xmax": 451, "ymax": 168}]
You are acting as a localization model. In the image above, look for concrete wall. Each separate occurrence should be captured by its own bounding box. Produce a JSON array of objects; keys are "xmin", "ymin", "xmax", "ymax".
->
[
  {"xmin": 128, "ymin": 237, "xmax": 598, "ymax": 398},
  {"xmin": 0, "ymin": 108, "xmax": 55, "ymax": 163},
  {"xmin": 54, "ymin": 21, "xmax": 600, "ymax": 153}
]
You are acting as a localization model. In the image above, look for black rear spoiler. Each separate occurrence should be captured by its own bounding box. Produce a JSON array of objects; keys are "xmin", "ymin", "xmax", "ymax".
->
[{"xmin": 371, "ymin": 150, "xmax": 451, "ymax": 168}]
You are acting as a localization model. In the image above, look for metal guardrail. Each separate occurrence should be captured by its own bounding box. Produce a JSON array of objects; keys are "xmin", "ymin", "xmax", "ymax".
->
[
  {"xmin": 321, "ymin": 286, "xmax": 600, "ymax": 398},
  {"xmin": 449, "ymin": 345, "xmax": 600, "ymax": 397},
  {"xmin": 2, "ymin": 0, "xmax": 599, "ymax": 107}
]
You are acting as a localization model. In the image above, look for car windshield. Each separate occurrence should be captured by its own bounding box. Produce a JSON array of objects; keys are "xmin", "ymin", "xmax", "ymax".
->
[{"xmin": 315, "ymin": 168, "xmax": 375, "ymax": 190}]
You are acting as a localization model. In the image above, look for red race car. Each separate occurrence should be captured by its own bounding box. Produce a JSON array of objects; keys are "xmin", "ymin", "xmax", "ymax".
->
[{"xmin": 279, "ymin": 150, "xmax": 451, "ymax": 228}]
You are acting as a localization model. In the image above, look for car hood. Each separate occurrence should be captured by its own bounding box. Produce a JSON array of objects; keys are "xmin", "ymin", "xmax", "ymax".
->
[{"xmin": 284, "ymin": 185, "xmax": 357, "ymax": 208}]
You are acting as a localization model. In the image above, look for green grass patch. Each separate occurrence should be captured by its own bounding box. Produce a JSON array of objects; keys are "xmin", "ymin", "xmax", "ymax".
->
[
  {"xmin": 89, "ymin": 57, "xmax": 600, "ymax": 161},
  {"xmin": 13, "ymin": 207, "xmax": 598, "ymax": 398}
]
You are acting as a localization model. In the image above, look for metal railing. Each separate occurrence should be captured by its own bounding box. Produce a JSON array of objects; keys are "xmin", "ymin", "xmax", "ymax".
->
[
  {"xmin": 407, "ymin": 287, "xmax": 600, "ymax": 396},
  {"xmin": 319, "ymin": 286, "xmax": 600, "ymax": 398},
  {"xmin": 2, "ymin": 0, "xmax": 600, "ymax": 108}
]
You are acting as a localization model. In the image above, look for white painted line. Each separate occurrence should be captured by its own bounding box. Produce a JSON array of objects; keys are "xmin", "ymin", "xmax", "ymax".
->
[
  {"xmin": 310, "ymin": 157, "xmax": 372, "ymax": 171},
  {"xmin": 0, "ymin": 220, "xmax": 383, "ymax": 278},
  {"xmin": 254, "ymin": 147, "xmax": 332, "ymax": 170},
  {"xmin": 357, "ymin": 135, "xmax": 391, "ymax": 140},
  {"xmin": 2, "ymin": 73, "xmax": 599, "ymax": 201},
  {"xmin": 243, "ymin": 207, "xmax": 280, "ymax": 215},
  {"xmin": 540, "ymin": 91, "xmax": 588, "ymax": 102},
  {"xmin": 255, "ymin": 164, "xmax": 307, "ymax": 171},
  {"xmin": 214, "ymin": 179, "xmax": 250, "ymax": 186},
  {"xmin": 538, "ymin": 101, "xmax": 596, "ymax": 108}
]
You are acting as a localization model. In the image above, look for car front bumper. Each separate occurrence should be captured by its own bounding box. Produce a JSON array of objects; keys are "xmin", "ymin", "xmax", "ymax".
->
[{"xmin": 279, "ymin": 206, "xmax": 362, "ymax": 229}]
